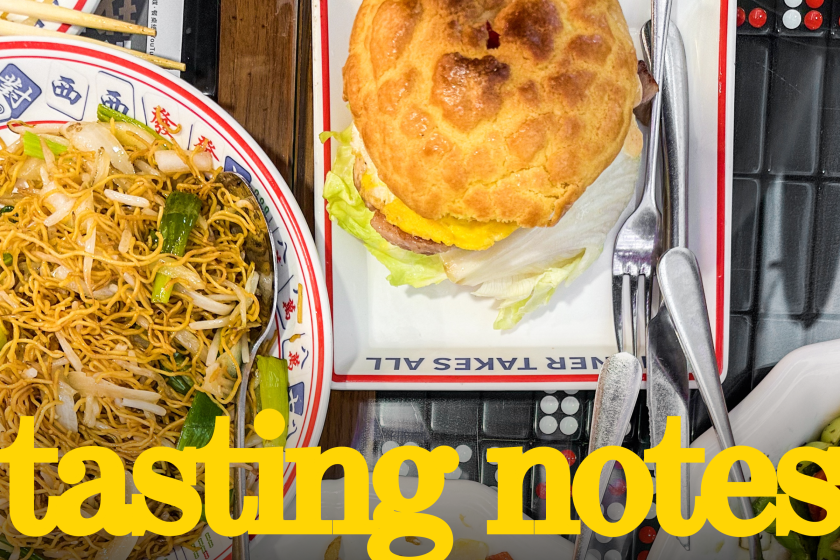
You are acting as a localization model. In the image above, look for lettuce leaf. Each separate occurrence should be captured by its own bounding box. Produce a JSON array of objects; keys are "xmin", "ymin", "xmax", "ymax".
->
[
  {"xmin": 322, "ymin": 124, "xmax": 640, "ymax": 329},
  {"xmin": 320, "ymin": 127, "xmax": 446, "ymax": 288},
  {"xmin": 444, "ymin": 146, "xmax": 641, "ymax": 329},
  {"xmin": 475, "ymin": 249, "xmax": 601, "ymax": 330}
]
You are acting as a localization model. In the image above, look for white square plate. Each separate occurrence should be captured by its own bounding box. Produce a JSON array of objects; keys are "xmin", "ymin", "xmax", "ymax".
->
[{"xmin": 313, "ymin": 0, "xmax": 734, "ymax": 389}]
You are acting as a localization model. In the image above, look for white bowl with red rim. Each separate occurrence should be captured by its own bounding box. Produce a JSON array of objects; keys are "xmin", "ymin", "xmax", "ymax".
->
[{"xmin": 0, "ymin": 36, "xmax": 332, "ymax": 559}]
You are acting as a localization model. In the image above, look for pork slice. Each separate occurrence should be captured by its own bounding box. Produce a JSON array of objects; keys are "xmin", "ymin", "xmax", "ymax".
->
[
  {"xmin": 633, "ymin": 60, "xmax": 659, "ymax": 126},
  {"xmin": 369, "ymin": 210, "xmax": 450, "ymax": 255}
]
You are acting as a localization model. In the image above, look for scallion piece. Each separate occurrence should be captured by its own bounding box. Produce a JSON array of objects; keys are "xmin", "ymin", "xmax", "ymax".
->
[
  {"xmin": 166, "ymin": 375, "xmax": 194, "ymax": 396},
  {"xmin": 176, "ymin": 391, "xmax": 225, "ymax": 451},
  {"xmin": 151, "ymin": 191, "xmax": 202, "ymax": 304},
  {"xmin": 151, "ymin": 274, "xmax": 173, "ymax": 303},
  {"xmin": 256, "ymin": 356, "xmax": 289, "ymax": 448},
  {"xmin": 0, "ymin": 536, "xmax": 45, "ymax": 560},
  {"xmin": 161, "ymin": 353, "xmax": 195, "ymax": 396},
  {"xmin": 147, "ymin": 228, "xmax": 159, "ymax": 250},
  {"xmin": 22, "ymin": 131, "xmax": 67, "ymax": 160},
  {"xmin": 2, "ymin": 254, "xmax": 10, "ymax": 267},
  {"xmin": 0, "ymin": 206, "xmax": 13, "ymax": 214},
  {"xmin": 97, "ymin": 103, "xmax": 170, "ymax": 146},
  {"xmin": 159, "ymin": 192, "xmax": 202, "ymax": 256}
]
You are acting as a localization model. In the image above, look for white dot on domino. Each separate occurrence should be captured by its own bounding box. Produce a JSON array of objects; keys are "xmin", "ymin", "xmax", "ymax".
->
[
  {"xmin": 560, "ymin": 416, "xmax": 578, "ymax": 435},
  {"xmin": 595, "ymin": 533, "xmax": 612, "ymax": 544},
  {"xmin": 456, "ymin": 444, "xmax": 473, "ymax": 463},
  {"xmin": 540, "ymin": 395, "xmax": 559, "ymax": 415},
  {"xmin": 561, "ymin": 396, "xmax": 580, "ymax": 415},
  {"xmin": 445, "ymin": 467, "xmax": 462, "ymax": 480},
  {"xmin": 586, "ymin": 551, "xmax": 601, "ymax": 560},
  {"xmin": 783, "ymin": 9, "xmax": 801, "ymax": 29},
  {"xmin": 607, "ymin": 502, "xmax": 625, "ymax": 520},
  {"xmin": 382, "ymin": 441, "xmax": 398, "ymax": 454},
  {"xmin": 539, "ymin": 415, "xmax": 558, "ymax": 435},
  {"xmin": 400, "ymin": 463, "xmax": 409, "ymax": 476},
  {"xmin": 604, "ymin": 551, "xmax": 622, "ymax": 560},
  {"xmin": 785, "ymin": 0, "xmax": 802, "ymax": 7}
]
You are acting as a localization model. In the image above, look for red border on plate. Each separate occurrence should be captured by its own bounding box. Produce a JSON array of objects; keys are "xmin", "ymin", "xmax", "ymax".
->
[
  {"xmin": 715, "ymin": 0, "xmax": 729, "ymax": 371},
  {"xmin": 0, "ymin": 39, "xmax": 327, "ymax": 498},
  {"xmin": 321, "ymin": 0, "xmax": 333, "ymax": 318},
  {"xmin": 321, "ymin": 2, "xmax": 729, "ymax": 384}
]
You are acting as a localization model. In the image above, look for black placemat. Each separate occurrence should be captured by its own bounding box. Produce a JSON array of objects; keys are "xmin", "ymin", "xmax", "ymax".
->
[{"xmin": 82, "ymin": 0, "xmax": 219, "ymax": 99}]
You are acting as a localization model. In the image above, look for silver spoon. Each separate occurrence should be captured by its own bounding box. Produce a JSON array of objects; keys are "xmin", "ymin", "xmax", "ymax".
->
[
  {"xmin": 218, "ymin": 172, "xmax": 279, "ymax": 560},
  {"xmin": 658, "ymin": 248, "xmax": 763, "ymax": 560},
  {"xmin": 573, "ymin": 352, "xmax": 642, "ymax": 560}
]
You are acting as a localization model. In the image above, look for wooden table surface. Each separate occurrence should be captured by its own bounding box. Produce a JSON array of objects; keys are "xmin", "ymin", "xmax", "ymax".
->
[{"xmin": 217, "ymin": 0, "xmax": 373, "ymax": 458}]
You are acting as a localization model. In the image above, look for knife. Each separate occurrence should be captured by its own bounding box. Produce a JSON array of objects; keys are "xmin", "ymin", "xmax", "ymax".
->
[{"xmin": 642, "ymin": 20, "xmax": 691, "ymax": 551}]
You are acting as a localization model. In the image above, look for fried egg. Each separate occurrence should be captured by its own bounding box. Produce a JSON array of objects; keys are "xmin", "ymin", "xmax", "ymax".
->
[{"xmin": 358, "ymin": 172, "xmax": 517, "ymax": 251}]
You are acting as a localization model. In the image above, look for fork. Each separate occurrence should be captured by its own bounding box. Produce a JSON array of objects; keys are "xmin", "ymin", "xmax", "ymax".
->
[{"xmin": 611, "ymin": 0, "xmax": 672, "ymax": 355}]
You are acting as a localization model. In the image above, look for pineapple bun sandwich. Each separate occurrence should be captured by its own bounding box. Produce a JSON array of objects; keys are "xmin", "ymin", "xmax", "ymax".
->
[{"xmin": 322, "ymin": 0, "xmax": 649, "ymax": 329}]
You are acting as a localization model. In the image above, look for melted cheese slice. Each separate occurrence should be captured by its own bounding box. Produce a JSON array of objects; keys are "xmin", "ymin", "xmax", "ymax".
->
[{"xmin": 360, "ymin": 173, "xmax": 517, "ymax": 251}]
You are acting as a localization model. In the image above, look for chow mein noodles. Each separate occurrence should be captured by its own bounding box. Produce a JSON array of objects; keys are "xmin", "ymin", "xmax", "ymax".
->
[{"xmin": 0, "ymin": 105, "xmax": 275, "ymax": 560}]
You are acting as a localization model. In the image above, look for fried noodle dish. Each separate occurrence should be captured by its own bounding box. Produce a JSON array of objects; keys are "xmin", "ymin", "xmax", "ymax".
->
[{"xmin": 0, "ymin": 105, "xmax": 274, "ymax": 560}]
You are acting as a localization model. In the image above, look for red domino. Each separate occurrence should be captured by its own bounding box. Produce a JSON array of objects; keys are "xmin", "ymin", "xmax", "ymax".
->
[
  {"xmin": 639, "ymin": 526, "xmax": 657, "ymax": 544},
  {"xmin": 561, "ymin": 449, "xmax": 577, "ymax": 467},
  {"xmin": 749, "ymin": 7, "xmax": 767, "ymax": 28},
  {"xmin": 608, "ymin": 478, "xmax": 627, "ymax": 496},
  {"xmin": 805, "ymin": 9, "xmax": 823, "ymax": 29}
]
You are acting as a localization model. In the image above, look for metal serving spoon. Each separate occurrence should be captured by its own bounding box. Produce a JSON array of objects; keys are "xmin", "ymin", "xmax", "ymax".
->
[
  {"xmin": 658, "ymin": 248, "xmax": 763, "ymax": 560},
  {"xmin": 573, "ymin": 352, "xmax": 643, "ymax": 560},
  {"xmin": 217, "ymin": 172, "xmax": 279, "ymax": 560}
]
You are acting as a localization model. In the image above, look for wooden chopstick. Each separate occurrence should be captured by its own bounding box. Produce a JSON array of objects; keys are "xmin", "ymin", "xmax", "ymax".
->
[
  {"xmin": 0, "ymin": 20, "xmax": 185, "ymax": 71},
  {"xmin": 0, "ymin": 0, "xmax": 155, "ymax": 36}
]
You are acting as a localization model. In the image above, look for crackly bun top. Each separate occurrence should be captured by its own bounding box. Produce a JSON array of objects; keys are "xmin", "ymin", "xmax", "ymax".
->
[{"xmin": 342, "ymin": 0, "xmax": 640, "ymax": 228}]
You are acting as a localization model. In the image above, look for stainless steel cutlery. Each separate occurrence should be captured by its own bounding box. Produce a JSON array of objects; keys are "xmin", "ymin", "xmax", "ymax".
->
[
  {"xmin": 642, "ymin": 19, "xmax": 691, "ymax": 552},
  {"xmin": 610, "ymin": 0, "xmax": 670, "ymax": 357},
  {"xmin": 658, "ymin": 249, "xmax": 763, "ymax": 560},
  {"xmin": 596, "ymin": 3, "xmax": 765, "ymax": 558},
  {"xmin": 572, "ymin": 353, "xmax": 643, "ymax": 560}
]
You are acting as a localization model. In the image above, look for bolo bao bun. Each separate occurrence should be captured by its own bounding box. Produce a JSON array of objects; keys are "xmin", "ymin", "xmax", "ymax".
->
[{"xmin": 342, "ymin": 0, "xmax": 641, "ymax": 234}]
